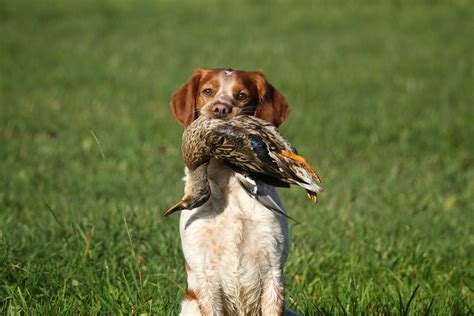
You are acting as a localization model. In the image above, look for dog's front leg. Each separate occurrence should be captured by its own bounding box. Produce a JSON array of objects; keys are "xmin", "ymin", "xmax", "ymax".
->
[
  {"xmin": 194, "ymin": 271, "xmax": 224, "ymax": 316},
  {"xmin": 179, "ymin": 260, "xmax": 224, "ymax": 315},
  {"xmin": 261, "ymin": 268, "xmax": 285, "ymax": 316}
]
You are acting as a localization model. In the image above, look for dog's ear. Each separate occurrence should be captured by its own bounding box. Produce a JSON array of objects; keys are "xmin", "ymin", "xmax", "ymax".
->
[
  {"xmin": 253, "ymin": 71, "xmax": 290, "ymax": 127},
  {"xmin": 170, "ymin": 69, "xmax": 203, "ymax": 127}
]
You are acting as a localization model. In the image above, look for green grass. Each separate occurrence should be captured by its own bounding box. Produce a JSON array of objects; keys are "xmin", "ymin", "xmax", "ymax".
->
[{"xmin": 1, "ymin": 0, "xmax": 473, "ymax": 314}]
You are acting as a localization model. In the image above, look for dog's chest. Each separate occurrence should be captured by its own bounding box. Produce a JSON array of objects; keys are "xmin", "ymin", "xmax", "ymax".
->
[
  {"xmin": 179, "ymin": 161, "xmax": 289, "ymax": 310},
  {"xmin": 180, "ymin": 168, "xmax": 288, "ymax": 268}
]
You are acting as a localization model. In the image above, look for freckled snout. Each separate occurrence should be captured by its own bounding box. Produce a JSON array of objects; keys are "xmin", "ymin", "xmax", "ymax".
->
[{"xmin": 211, "ymin": 103, "xmax": 232, "ymax": 118}]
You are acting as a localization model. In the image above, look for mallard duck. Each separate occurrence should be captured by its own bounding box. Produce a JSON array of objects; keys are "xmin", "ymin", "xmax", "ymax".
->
[{"xmin": 164, "ymin": 115, "xmax": 323, "ymax": 217}]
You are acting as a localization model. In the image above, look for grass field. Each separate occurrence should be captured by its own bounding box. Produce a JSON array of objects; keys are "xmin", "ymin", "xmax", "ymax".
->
[{"xmin": 1, "ymin": 0, "xmax": 473, "ymax": 314}]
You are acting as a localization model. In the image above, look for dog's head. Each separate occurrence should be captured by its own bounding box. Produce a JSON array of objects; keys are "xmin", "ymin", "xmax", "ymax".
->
[{"xmin": 170, "ymin": 68, "xmax": 289, "ymax": 127}]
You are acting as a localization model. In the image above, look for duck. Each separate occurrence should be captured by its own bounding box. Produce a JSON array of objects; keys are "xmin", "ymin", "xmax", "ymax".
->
[{"xmin": 164, "ymin": 115, "xmax": 323, "ymax": 217}]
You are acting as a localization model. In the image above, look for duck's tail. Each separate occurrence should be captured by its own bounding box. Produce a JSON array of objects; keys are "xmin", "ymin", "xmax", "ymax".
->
[{"xmin": 280, "ymin": 150, "xmax": 323, "ymax": 203}]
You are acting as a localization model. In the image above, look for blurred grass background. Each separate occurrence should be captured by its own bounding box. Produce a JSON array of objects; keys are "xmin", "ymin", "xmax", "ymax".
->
[{"xmin": 1, "ymin": 0, "xmax": 473, "ymax": 314}]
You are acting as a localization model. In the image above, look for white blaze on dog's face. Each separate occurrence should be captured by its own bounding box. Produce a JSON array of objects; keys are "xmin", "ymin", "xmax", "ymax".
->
[{"xmin": 170, "ymin": 68, "xmax": 290, "ymax": 127}]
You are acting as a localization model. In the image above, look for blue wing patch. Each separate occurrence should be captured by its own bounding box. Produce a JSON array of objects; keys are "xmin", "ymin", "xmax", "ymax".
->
[{"xmin": 250, "ymin": 136, "xmax": 269, "ymax": 160}]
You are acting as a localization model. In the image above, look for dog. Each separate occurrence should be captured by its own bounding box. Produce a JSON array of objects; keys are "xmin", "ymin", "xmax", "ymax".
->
[{"xmin": 170, "ymin": 68, "xmax": 298, "ymax": 315}]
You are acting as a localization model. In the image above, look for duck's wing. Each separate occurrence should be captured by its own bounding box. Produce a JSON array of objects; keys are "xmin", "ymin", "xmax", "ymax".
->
[
  {"xmin": 243, "ymin": 117, "xmax": 323, "ymax": 198},
  {"xmin": 207, "ymin": 125, "xmax": 306, "ymax": 185},
  {"xmin": 235, "ymin": 173, "xmax": 293, "ymax": 219},
  {"xmin": 208, "ymin": 120, "xmax": 323, "ymax": 200},
  {"xmin": 207, "ymin": 125, "xmax": 290, "ymax": 178}
]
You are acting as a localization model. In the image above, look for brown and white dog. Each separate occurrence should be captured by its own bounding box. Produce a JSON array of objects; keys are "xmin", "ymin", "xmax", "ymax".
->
[{"xmin": 170, "ymin": 68, "xmax": 298, "ymax": 315}]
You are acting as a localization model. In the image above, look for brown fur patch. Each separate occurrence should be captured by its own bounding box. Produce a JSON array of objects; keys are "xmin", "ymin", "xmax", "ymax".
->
[
  {"xmin": 184, "ymin": 260, "xmax": 191, "ymax": 275},
  {"xmin": 183, "ymin": 289, "xmax": 197, "ymax": 301}
]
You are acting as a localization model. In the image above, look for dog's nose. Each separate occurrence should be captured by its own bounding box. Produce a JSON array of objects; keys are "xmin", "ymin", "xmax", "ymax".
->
[{"xmin": 212, "ymin": 103, "xmax": 230, "ymax": 118}]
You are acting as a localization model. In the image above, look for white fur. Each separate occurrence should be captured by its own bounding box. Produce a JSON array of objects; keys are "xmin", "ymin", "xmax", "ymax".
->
[
  {"xmin": 216, "ymin": 71, "xmax": 236, "ymax": 102},
  {"xmin": 179, "ymin": 159, "xmax": 299, "ymax": 315}
]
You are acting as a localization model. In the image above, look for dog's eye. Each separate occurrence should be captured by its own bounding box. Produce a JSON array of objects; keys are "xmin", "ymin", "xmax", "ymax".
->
[
  {"xmin": 202, "ymin": 88, "xmax": 213, "ymax": 96},
  {"xmin": 236, "ymin": 92, "xmax": 248, "ymax": 101}
]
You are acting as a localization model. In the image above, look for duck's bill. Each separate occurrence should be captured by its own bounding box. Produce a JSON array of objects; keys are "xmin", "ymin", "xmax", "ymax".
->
[{"xmin": 164, "ymin": 200, "xmax": 187, "ymax": 217}]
